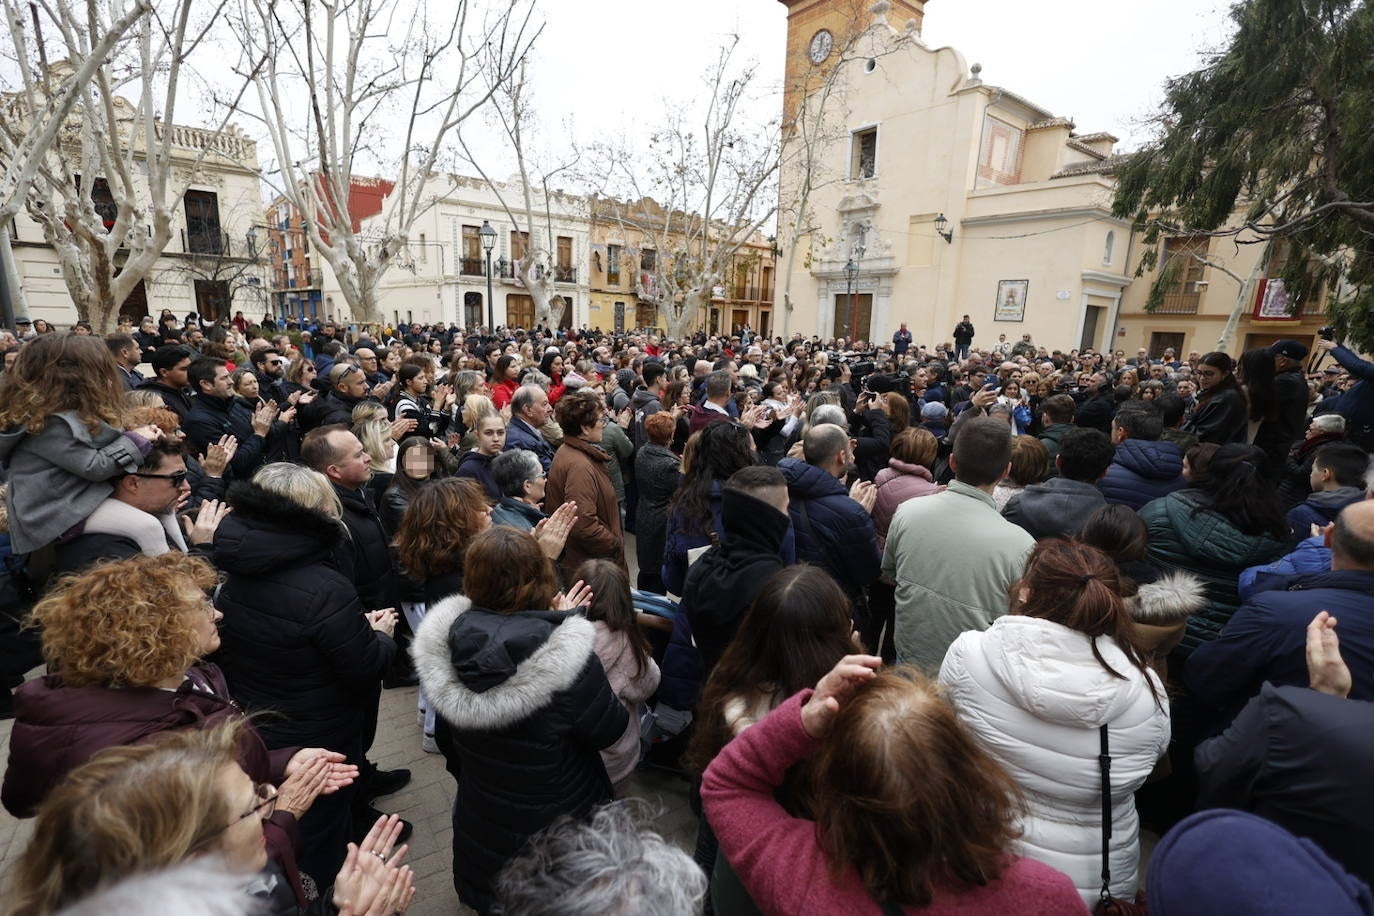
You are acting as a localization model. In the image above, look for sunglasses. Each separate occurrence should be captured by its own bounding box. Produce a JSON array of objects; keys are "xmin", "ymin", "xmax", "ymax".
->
[{"xmin": 133, "ymin": 471, "xmax": 189, "ymax": 487}]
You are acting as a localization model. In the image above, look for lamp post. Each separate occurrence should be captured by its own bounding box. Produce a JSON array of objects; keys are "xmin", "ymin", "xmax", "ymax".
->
[
  {"xmin": 843, "ymin": 257, "xmax": 858, "ymax": 342},
  {"xmin": 479, "ymin": 219, "xmax": 496, "ymax": 334}
]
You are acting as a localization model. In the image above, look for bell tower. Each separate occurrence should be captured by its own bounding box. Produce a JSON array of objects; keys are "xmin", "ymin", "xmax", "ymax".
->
[{"xmin": 778, "ymin": 0, "xmax": 927, "ymax": 125}]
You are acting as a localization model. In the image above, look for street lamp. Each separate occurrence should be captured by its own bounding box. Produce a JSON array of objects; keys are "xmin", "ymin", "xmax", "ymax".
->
[
  {"xmin": 934, "ymin": 213, "xmax": 953, "ymax": 244},
  {"xmin": 843, "ymin": 257, "xmax": 858, "ymax": 341},
  {"xmin": 479, "ymin": 219, "xmax": 496, "ymax": 333}
]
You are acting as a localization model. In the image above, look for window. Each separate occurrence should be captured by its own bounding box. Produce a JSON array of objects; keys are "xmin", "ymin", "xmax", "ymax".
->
[
  {"xmin": 511, "ymin": 231, "xmax": 530, "ymax": 265},
  {"xmin": 74, "ymin": 175, "xmax": 118, "ymax": 230},
  {"xmin": 761, "ymin": 265, "xmax": 773, "ymax": 302},
  {"xmin": 851, "ymin": 127, "xmax": 877, "ymax": 180},
  {"xmin": 419, "ymin": 232, "xmax": 427, "ymax": 263},
  {"xmin": 554, "ymin": 235, "xmax": 575, "ymax": 282},
  {"xmin": 461, "ymin": 225, "xmax": 482, "ymax": 275},
  {"xmin": 607, "ymin": 244, "xmax": 622, "ymax": 285},
  {"xmin": 976, "ymin": 115, "xmax": 1024, "ymax": 188},
  {"xmin": 1158, "ymin": 236, "xmax": 1209, "ymax": 314},
  {"xmin": 640, "ymin": 248, "xmax": 656, "ymax": 272},
  {"xmin": 464, "ymin": 291, "xmax": 484, "ymax": 329},
  {"xmin": 184, "ymin": 190, "xmax": 223, "ymax": 254},
  {"xmin": 1103, "ymin": 230, "xmax": 1115, "ymax": 266}
]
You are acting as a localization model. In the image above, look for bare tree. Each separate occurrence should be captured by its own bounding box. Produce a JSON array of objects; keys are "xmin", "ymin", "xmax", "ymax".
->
[
  {"xmin": 458, "ymin": 59, "xmax": 578, "ymax": 331},
  {"xmin": 245, "ymin": 0, "xmax": 538, "ymax": 324},
  {"xmin": 0, "ymin": 0, "xmax": 259, "ymax": 332},
  {"xmin": 0, "ymin": 0, "xmax": 152, "ymax": 323},
  {"xmin": 776, "ymin": 2, "xmax": 914, "ymax": 337},
  {"xmin": 588, "ymin": 37, "xmax": 779, "ymax": 340}
]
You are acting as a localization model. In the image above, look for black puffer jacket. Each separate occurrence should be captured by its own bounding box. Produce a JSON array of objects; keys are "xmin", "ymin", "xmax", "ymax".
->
[
  {"xmin": 682, "ymin": 488, "xmax": 790, "ymax": 674},
  {"xmin": 212, "ymin": 481, "xmax": 395, "ymax": 755},
  {"xmin": 334, "ymin": 482, "xmax": 396, "ymax": 611},
  {"xmin": 413, "ymin": 595, "xmax": 626, "ymax": 914}
]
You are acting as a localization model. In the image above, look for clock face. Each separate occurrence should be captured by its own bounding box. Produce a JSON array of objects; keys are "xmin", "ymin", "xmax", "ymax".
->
[{"xmin": 809, "ymin": 29, "xmax": 833, "ymax": 65}]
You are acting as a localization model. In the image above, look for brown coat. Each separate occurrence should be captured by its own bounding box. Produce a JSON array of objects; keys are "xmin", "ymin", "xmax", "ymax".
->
[{"xmin": 546, "ymin": 434, "xmax": 625, "ymax": 581}]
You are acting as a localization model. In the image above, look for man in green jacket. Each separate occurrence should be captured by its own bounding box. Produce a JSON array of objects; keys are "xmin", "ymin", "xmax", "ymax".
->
[{"xmin": 882, "ymin": 415, "xmax": 1035, "ymax": 672}]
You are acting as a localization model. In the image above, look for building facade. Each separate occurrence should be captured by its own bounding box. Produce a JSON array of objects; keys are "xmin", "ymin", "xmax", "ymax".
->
[
  {"xmin": 585, "ymin": 196, "xmax": 778, "ymax": 336},
  {"xmin": 8, "ymin": 108, "xmax": 267, "ymax": 328},
  {"xmin": 775, "ymin": 0, "xmax": 1328, "ymax": 356},
  {"xmin": 317, "ymin": 175, "xmax": 590, "ymax": 330}
]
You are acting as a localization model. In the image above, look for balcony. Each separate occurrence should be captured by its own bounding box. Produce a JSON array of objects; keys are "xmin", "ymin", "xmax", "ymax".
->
[
  {"xmin": 553, "ymin": 265, "xmax": 576, "ymax": 283},
  {"xmin": 459, "ymin": 257, "xmax": 485, "ymax": 276},
  {"xmin": 1155, "ymin": 290, "xmax": 1200, "ymax": 315},
  {"xmin": 183, "ymin": 229, "xmax": 229, "ymax": 256}
]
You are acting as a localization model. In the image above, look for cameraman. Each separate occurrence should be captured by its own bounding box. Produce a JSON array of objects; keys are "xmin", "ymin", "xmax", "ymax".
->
[{"xmin": 1314, "ymin": 337, "xmax": 1374, "ymax": 451}]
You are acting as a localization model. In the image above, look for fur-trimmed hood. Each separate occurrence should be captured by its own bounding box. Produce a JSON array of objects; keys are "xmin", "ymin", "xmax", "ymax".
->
[
  {"xmin": 1129, "ymin": 571, "xmax": 1207, "ymax": 625},
  {"xmin": 412, "ymin": 593, "xmax": 597, "ymax": 731}
]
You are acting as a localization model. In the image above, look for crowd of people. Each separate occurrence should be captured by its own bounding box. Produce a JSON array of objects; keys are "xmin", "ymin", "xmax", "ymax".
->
[{"xmin": 2, "ymin": 306, "xmax": 1374, "ymax": 915}]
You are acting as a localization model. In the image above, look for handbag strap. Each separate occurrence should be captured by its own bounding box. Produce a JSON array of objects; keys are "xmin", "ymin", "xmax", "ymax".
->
[{"xmin": 1097, "ymin": 723, "xmax": 1113, "ymax": 904}]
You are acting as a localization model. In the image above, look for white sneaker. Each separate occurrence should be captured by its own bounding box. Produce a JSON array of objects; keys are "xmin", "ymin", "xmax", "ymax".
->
[{"xmin": 421, "ymin": 733, "xmax": 439, "ymax": 754}]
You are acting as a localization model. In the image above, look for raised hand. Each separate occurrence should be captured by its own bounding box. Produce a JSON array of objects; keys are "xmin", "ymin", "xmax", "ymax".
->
[
  {"xmin": 389, "ymin": 418, "xmax": 418, "ymax": 441},
  {"xmin": 801, "ymin": 654, "xmax": 882, "ymax": 739},
  {"xmin": 251, "ymin": 402, "xmax": 279, "ymax": 437},
  {"xmin": 367, "ymin": 608, "xmax": 398, "ymax": 638},
  {"xmin": 849, "ymin": 479, "xmax": 877, "ymax": 514},
  {"xmin": 274, "ymin": 753, "xmax": 332, "ymax": 818},
  {"xmin": 553, "ymin": 579, "xmax": 593, "ymax": 611},
  {"xmin": 532, "ymin": 500, "xmax": 577, "ymax": 559},
  {"xmin": 182, "ymin": 498, "xmax": 231, "ymax": 546},
  {"xmin": 200, "ymin": 435, "xmax": 239, "ymax": 478},
  {"xmin": 1307, "ymin": 611, "xmax": 1353, "ymax": 698},
  {"xmin": 284, "ymin": 747, "xmax": 358, "ymax": 795},
  {"xmin": 334, "ymin": 814, "xmax": 415, "ymax": 915}
]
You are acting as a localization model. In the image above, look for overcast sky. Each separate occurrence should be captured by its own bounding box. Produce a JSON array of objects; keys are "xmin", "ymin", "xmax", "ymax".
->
[{"xmin": 519, "ymin": 0, "xmax": 1238, "ymax": 155}]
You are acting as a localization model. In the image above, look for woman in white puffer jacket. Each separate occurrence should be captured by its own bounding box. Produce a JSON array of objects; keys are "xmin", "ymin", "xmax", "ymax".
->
[{"xmin": 939, "ymin": 539, "xmax": 1170, "ymax": 907}]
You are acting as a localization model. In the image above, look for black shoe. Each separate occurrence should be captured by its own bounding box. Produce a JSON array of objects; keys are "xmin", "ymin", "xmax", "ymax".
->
[
  {"xmin": 382, "ymin": 670, "xmax": 419, "ymax": 689},
  {"xmin": 353, "ymin": 806, "xmax": 414, "ymax": 845},
  {"xmin": 362, "ymin": 767, "xmax": 412, "ymax": 800}
]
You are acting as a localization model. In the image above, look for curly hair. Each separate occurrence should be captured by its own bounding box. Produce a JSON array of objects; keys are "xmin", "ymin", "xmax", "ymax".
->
[
  {"xmin": 31, "ymin": 554, "xmax": 218, "ymax": 687},
  {"xmin": 122, "ymin": 405, "xmax": 181, "ymax": 437},
  {"xmin": 393, "ymin": 478, "xmax": 492, "ymax": 581},
  {"xmin": 7, "ymin": 723, "xmax": 242, "ymax": 916},
  {"xmin": 0, "ymin": 333, "xmax": 124, "ymax": 434}
]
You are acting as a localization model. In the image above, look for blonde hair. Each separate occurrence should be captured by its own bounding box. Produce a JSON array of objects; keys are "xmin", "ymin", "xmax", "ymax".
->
[
  {"xmin": 250, "ymin": 462, "xmax": 342, "ymax": 520},
  {"xmin": 350, "ymin": 401, "xmax": 388, "ymax": 426},
  {"xmin": 462, "ymin": 394, "xmax": 496, "ymax": 430},
  {"xmin": 122, "ymin": 405, "xmax": 181, "ymax": 437},
  {"xmin": 31, "ymin": 554, "xmax": 218, "ymax": 688},
  {"xmin": 122, "ymin": 389, "xmax": 165, "ymax": 411},
  {"xmin": 352, "ymin": 417, "xmax": 394, "ymax": 472},
  {"xmin": 7, "ymin": 725, "xmax": 243, "ymax": 916}
]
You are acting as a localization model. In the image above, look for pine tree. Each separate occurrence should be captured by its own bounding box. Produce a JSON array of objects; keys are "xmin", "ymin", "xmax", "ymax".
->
[{"xmin": 1112, "ymin": 0, "xmax": 1374, "ymax": 348}]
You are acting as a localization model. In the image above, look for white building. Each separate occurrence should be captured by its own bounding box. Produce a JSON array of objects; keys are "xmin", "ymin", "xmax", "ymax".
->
[
  {"xmin": 8, "ymin": 104, "xmax": 268, "ymax": 328},
  {"xmin": 319, "ymin": 175, "xmax": 591, "ymax": 330}
]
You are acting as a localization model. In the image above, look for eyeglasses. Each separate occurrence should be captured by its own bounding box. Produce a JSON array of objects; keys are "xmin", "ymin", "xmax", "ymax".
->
[
  {"xmin": 220, "ymin": 782, "xmax": 276, "ymax": 833},
  {"xmin": 134, "ymin": 471, "xmax": 188, "ymax": 487}
]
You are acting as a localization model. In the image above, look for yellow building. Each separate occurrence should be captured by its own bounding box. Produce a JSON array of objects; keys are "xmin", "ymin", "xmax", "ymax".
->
[
  {"xmin": 586, "ymin": 197, "xmax": 777, "ymax": 336},
  {"xmin": 776, "ymin": 0, "xmax": 1327, "ymax": 356},
  {"xmin": 1115, "ymin": 230, "xmax": 1329, "ymax": 358}
]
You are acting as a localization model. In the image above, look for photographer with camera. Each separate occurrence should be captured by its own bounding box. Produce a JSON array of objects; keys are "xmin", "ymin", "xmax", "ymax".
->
[{"xmin": 1314, "ymin": 333, "xmax": 1374, "ymax": 451}]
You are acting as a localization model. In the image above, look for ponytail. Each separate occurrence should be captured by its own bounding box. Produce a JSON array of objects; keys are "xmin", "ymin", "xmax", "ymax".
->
[{"xmin": 1015, "ymin": 540, "xmax": 1161, "ymax": 702}]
